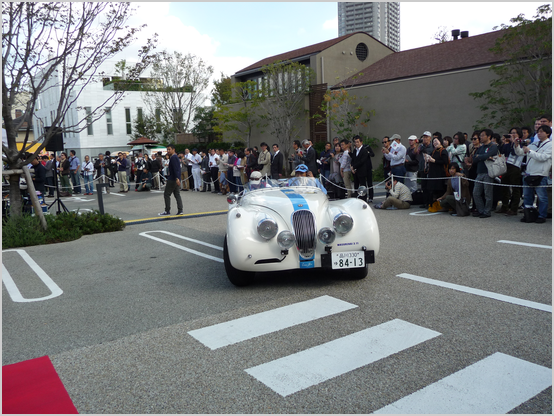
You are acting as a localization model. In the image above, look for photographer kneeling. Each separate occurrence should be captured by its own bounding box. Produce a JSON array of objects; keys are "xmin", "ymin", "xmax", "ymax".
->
[
  {"xmin": 374, "ymin": 177, "xmax": 412, "ymax": 210},
  {"xmin": 137, "ymin": 167, "xmax": 153, "ymax": 192},
  {"xmin": 514, "ymin": 124, "xmax": 552, "ymax": 223},
  {"xmin": 437, "ymin": 163, "xmax": 471, "ymax": 216}
]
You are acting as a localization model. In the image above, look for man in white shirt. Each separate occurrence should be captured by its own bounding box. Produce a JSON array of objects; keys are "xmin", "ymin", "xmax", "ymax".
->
[
  {"xmin": 190, "ymin": 148, "xmax": 202, "ymax": 191},
  {"xmin": 383, "ymin": 134, "xmax": 407, "ymax": 183},
  {"xmin": 183, "ymin": 148, "xmax": 194, "ymax": 191},
  {"xmin": 208, "ymin": 148, "xmax": 220, "ymax": 193}
]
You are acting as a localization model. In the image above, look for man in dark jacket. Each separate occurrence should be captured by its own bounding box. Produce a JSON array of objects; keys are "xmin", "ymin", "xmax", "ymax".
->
[
  {"xmin": 363, "ymin": 142, "xmax": 375, "ymax": 202},
  {"xmin": 300, "ymin": 139, "xmax": 318, "ymax": 177},
  {"xmin": 350, "ymin": 135, "xmax": 369, "ymax": 201},
  {"xmin": 31, "ymin": 157, "xmax": 46, "ymax": 195},
  {"xmin": 159, "ymin": 145, "xmax": 183, "ymax": 216},
  {"xmin": 150, "ymin": 152, "xmax": 162, "ymax": 189},
  {"xmin": 270, "ymin": 144, "xmax": 284, "ymax": 180}
]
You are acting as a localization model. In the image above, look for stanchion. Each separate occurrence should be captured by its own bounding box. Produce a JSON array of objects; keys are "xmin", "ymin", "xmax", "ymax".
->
[{"xmin": 96, "ymin": 183, "xmax": 108, "ymax": 214}]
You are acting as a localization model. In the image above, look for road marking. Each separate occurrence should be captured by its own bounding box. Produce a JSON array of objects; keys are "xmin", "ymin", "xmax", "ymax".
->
[
  {"xmin": 498, "ymin": 240, "xmax": 552, "ymax": 250},
  {"xmin": 397, "ymin": 273, "xmax": 552, "ymax": 313},
  {"xmin": 139, "ymin": 231, "xmax": 223, "ymax": 263},
  {"xmin": 189, "ymin": 295, "xmax": 358, "ymax": 350},
  {"xmin": 374, "ymin": 352, "xmax": 552, "ymax": 414},
  {"xmin": 245, "ymin": 319, "xmax": 441, "ymax": 397},
  {"xmin": 2, "ymin": 249, "xmax": 63, "ymax": 302},
  {"xmin": 126, "ymin": 210, "xmax": 227, "ymax": 224},
  {"xmin": 409, "ymin": 210, "xmax": 441, "ymax": 216}
]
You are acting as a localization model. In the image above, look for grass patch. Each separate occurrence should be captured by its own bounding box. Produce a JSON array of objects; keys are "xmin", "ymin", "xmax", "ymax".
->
[{"xmin": 2, "ymin": 210, "xmax": 126, "ymax": 248}]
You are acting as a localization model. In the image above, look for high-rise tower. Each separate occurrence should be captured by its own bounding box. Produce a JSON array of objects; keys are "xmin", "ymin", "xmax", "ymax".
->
[{"xmin": 338, "ymin": 2, "xmax": 400, "ymax": 52}]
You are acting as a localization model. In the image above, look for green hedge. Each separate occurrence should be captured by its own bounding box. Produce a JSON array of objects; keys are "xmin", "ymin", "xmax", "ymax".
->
[{"xmin": 2, "ymin": 211, "xmax": 126, "ymax": 248}]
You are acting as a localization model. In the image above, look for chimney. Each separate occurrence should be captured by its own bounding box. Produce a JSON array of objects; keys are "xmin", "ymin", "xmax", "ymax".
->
[
  {"xmin": 451, "ymin": 29, "xmax": 460, "ymax": 40},
  {"xmin": 461, "ymin": 31, "xmax": 469, "ymax": 38}
]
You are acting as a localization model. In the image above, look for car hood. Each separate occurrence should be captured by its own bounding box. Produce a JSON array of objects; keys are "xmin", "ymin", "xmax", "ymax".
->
[{"xmin": 239, "ymin": 187, "xmax": 330, "ymax": 221}]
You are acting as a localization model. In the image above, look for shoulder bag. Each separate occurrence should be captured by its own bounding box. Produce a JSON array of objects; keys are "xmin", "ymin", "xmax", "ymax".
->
[{"xmin": 484, "ymin": 154, "xmax": 507, "ymax": 178}]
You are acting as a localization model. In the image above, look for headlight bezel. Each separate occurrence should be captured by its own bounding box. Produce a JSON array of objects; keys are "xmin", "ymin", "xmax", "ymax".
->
[
  {"xmin": 277, "ymin": 230, "xmax": 296, "ymax": 249},
  {"xmin": 318, "ymin": 227, "xmax": 336, "ymax": 244},
  {"xmin": 257, "ymin": 217, "xmax": 279, "ymax": 240},
  {"xmin": 333, "ymin": 212, "xmax": 354, "ymax": 235}
]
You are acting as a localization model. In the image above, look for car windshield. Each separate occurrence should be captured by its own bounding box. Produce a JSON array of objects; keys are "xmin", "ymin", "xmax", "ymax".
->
[{"xmin": 244, "ymin": 178, "xmax": 281, "ymax": 192}]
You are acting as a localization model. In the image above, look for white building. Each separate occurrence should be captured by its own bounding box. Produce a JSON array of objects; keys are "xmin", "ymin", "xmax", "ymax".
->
[
  {"xmin": 33, "ymin": 60, "xmax": 155, "ymax": 161},
  {"xmin": 338, "ymin": 2, "xmax": 400, "ymax": 52}
]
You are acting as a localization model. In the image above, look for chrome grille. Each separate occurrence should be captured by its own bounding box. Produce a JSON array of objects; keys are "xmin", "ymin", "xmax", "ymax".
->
[{"xmin": 292, "ymin": 210, "xmax": 316, "ymax": 258}]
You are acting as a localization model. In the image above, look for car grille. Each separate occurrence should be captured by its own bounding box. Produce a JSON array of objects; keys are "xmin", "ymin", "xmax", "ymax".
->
[{"xmin": 292, "ymin": 210, "xmax": 316, "ymax": 258}]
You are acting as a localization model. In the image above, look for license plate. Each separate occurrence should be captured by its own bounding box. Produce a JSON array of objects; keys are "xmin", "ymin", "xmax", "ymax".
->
[{"xmin": 331, "ymin": 251, "xmax": 365, "ymax": 269}]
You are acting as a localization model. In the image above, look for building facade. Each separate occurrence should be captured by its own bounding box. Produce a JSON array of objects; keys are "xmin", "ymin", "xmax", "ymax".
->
[{"xmin": 338, "ymin": 2, "xmax": 400, "ymax": 52}]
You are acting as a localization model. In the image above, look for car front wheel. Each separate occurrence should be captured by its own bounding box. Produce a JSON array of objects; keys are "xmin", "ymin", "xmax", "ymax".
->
[{"xmin": 223, "ymin": 235, "xmax": 255, "ymax": 286}]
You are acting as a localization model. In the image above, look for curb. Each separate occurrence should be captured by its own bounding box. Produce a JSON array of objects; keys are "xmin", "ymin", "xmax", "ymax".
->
[{"xmin": 124, "ymin": 210, "xmax": 227, "ymax": 226}]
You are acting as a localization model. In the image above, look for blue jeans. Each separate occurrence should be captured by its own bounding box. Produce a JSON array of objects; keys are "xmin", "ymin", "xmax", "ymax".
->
[
  {"xmin": 390, "ymin": 165, "xmax": 406, "ymax": 184},
  {"xmin": 83, "ymin": 174, "xmax": 94, "ymax": 194},
  {"xmin": 523, "ymin": 176, "xmax": 548, "ymax": 219},
  {"xmin": 473, "ymin": 173, "xmax": 494, "ymax": 215},
  {"xmin": 70, "ymin": 171, "xmax": 81, "ymax": 193}
]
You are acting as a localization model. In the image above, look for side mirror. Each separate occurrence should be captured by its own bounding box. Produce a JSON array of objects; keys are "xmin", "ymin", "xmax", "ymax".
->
[{"xmin": 227, "ymin": 194, "xmax": 237, "ymax": 205}]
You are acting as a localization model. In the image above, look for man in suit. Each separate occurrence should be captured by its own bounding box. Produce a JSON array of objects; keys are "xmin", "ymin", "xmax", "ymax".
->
[
  {"xmin": 270, "ymin": 144, "xmax": 284, "ymax": 180},
  {"xmin": 350, "ymin": 135, "xmax": 369, "ymax": 201},
  {"xmin": 300, "ymin": 139, "xmax": 318, "ymax": 177}
]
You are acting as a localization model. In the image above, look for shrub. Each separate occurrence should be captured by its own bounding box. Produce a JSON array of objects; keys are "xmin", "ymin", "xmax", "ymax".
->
[{"xmin": 2, "ymin": 210, "xmax": 126, "ymax": 249}]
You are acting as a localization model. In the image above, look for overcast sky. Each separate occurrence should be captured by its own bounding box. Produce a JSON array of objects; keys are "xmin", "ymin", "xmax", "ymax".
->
[{"xmin": 118, "ymin": 2, "xmax": 546, "ymax": 95}]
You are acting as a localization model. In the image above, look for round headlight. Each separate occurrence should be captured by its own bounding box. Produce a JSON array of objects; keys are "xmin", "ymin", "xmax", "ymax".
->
[
  {"xmin": 318, "ymin": 227, "xmax": 336, "ymax": 244},
  {"xmin": 277, "ymin": 231, "xmax": 295, "ymax": 249},
  {"xmin": 333, "ymin": 213, "xmax": 353, "ymax": 235},
  {"xmin": 257, "ymin": 218, "xmax": 278, "ymax": 240}
]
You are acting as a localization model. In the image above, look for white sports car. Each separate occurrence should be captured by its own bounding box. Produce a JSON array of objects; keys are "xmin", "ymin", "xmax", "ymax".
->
[{"xmin": 224, "ymin": 178, "xmax": 380, "ymax": 286}]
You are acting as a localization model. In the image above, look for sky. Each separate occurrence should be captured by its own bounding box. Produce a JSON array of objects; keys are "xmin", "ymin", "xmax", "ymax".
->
[{"xmin": 119, "ymin": 2, "xmax": 546, "ymax": 98}]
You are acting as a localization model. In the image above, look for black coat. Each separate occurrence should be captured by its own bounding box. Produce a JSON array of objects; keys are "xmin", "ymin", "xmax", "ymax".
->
[
  {"xmin": 271, "ymin": 151, "xmax": 284, "ymax": 176},
  {"xmin": 351, "ymin": 145, "xmax": 368, "ymax": 178},
  {"xmin": 300, "ymin": 146, "xmax": 318, "ymax": 177},
  {"xmin": 427, "ymin": 147, "xmax": 449, "ymax": 192}
]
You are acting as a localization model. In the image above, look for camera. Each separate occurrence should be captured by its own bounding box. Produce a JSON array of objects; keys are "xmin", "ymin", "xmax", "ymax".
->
[
  {"xmin": 515, "ymin": 138, "xmax": 530, "ymax": 146},
  {"xmin": 418, "ymin": 137, "xmax": 423, "ymax": 143}
]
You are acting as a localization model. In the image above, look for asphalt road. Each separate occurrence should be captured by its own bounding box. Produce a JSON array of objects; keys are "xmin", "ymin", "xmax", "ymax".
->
[{"xmin": 2, "ymin": 186, "xmax": 552, "ymax": 413}]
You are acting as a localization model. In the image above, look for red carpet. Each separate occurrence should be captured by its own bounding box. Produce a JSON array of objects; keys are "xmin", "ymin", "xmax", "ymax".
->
[{"xmin": 2, "ymin": 355, "xmax": 78, "ymax": 414}]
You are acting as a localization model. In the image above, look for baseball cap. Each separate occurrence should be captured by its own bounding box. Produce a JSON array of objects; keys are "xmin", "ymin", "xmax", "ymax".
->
[
  {"xmin": 390, "ymin": 134, "xmax": 401, "ymax": 141},
  {"xmin": 250, "ymin": 171, "xmax": 262, "ymax": 181},
  {"xmin": 408, "ymin": 135, "xmax": 418, "ymax": 141},
  {"xmin": 423, "ymin": 131, "xmax": 432, "ymax": 137},
  {"xmin": 295, "ymin": 164, "xmax": 309, "ymax": 173}
]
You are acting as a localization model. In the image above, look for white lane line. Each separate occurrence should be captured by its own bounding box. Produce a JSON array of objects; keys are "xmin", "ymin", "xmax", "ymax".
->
[
  {"xmin": 498, "ymin": 240, "xmax": 552, "ymax": 249},
  {"xmin": 143, "ymin": 230, "xmax": 223, "ymax": 251},
  {"xmin": 2, "ymin": 249, "xmax": 63, "ymax": 302},
  {"xmin": 374, "ymin": 352, "xmax": 552, "ymax": 414},
  {"xmin": 245, "ymin": 319, "xmax": 441, "ymax": 397},
  {"xmin": 139, "ymin": 231, "xmax": 223, "ymax": 263},
  {"xmin": 409, "ymin": 210, "xmax": 441, "ymax": 216},
  {"xmin": 397, "ymin": 273, "xmax": 552, "ymax": 313},
  {"xmin": 188, "ymin": 295, "xmax": 357, "ymax": 350}
]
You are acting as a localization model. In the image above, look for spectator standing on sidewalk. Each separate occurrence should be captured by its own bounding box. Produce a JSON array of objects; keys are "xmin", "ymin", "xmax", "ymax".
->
[
  {"xmin": 117, "ymin": 152, "xmax": 129, "ymax": 192},
  {"xmin": 159, "ymin": 144, "xmax": 183, "ymax": 216},
  {"xmin": 44, "ymin": 155, "xmax": 55, "ymax": 197},
  {"xmin": 69, "ymin": 150, "xmax": 81, "ymax": 194},
  {"xmin": 405, "ymin": 135, "xmax": 419, "ymax": 193},
  {"xmin": 471, "ymin": 129, "xmax": 498, "ymax": 218},
  {"xmin": 81, "ymin": 155, "xmax": 95, "ymax": 195}
]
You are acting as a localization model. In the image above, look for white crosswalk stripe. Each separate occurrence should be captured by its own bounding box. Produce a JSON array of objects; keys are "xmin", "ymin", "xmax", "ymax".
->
[
  {"xmin": 244, "ymin": 319, "xmax": 441, "ymax": 397},
  {"xmin": 374, "ymin": 352, "xmax": 552, "ymax": 414},
  {"xmin": 188, "ymin": 295, "xmax": 357, "ymax": 350}
]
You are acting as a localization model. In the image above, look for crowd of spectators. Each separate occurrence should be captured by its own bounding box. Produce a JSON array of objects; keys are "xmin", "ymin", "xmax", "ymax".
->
[{"xmin": 23, "ymin": 114, "xmax": 551, "ymax": 223}]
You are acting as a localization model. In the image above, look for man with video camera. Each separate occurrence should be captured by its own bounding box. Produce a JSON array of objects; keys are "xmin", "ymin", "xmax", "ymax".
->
[{"xmin": 514, "ymin": 124, "xmax": 552, "ymax": 223}]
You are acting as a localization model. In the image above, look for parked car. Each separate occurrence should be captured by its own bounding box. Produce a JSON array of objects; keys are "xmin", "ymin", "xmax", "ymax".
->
[{"xmin": 224, "ymin": 178, "xmax": 380, "ymax": 286}]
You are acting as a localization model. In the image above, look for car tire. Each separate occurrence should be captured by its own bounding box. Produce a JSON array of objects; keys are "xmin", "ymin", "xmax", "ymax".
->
[
  {"xmin": 223, "ymin": 235, "xmax": 255, "ymax": 286},
  {"xmin": 349, "ymin": 265, "xmax": 368, "ymax": 280}
]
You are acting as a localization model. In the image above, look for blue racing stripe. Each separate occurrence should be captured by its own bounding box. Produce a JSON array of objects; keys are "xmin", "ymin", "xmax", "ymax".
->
[{"xmin": 281, "ymin": 189, "xmax": 315, "ymax": 268}]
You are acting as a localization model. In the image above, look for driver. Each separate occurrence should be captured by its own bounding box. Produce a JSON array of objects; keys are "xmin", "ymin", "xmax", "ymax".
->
[
  {"xmin": 287, "ymin": 164, "xmax": 327, "ymax": 194},
  {"xmin": 248, "ymin": 170, "xmax": 269, "ymax": 189}
]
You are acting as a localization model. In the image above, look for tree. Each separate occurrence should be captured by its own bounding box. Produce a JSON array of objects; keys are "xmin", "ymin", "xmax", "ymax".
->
[
  {"xmin": 191, "ymin": 106, "xmax": 221, "ymax": 143},
  {"xmin": 2, "ymin": 2, "xmax": 156, "ymax": 216},
  {"xmin": 213, "ymin": 80, "xmax": 266, "ymax": 148},
  {"xmin": 142, "ymin": 51, "xmax": 213, "ymax": 137},
  {"xmin": 258, "ymin": 61, "xmax": 315, "ymax": 174},
  {"xmin": 432, "ymin": 26, "xmax": 452, "ymax": 43},
  {"xmin": 470, "ymin": 4, "xmax": 552, "ymax": 130},
  {"xmin": 314, "ymin": 74, "xmax": 375, "ymax": 144},
  {"xmin": 129, "ymin": 111, "xmax": 173, "ymax": 144},
  {"xmin": 211, "ymin": 73, "xmax": 232, "ymax": 107}
]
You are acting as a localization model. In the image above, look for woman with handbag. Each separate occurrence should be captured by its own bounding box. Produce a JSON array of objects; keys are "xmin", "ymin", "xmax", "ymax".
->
[
  {"xmin": 437, "ymin": 163, "xmax": 471, "ymax": 216},
  {"xmin": 424, "ymin": 138, "xmax": 449, "ymax": 211},
  {"xmin": 497, "ymin": 128, "xmax": 524, "ymax": 215}
]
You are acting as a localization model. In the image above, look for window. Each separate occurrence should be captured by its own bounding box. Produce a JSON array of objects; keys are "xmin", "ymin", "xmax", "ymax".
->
[
  {"xmin": 155, "ymin": 108, "xmax": 161, "ymax": 122},
  {"xmin": 85, "ymin": 107, "xmax": 93, "ymax": 135},
  {"xmin": 105, "ymin": 107, "xmax": 113, "ymax": 135},
  {"xmin": 137, "ymin": 107, "xmax": 143, "ymax": 121},
  {"xmin": 355, "ymin": 43, "xmax": 369, "ymax": 62},
  {"xmin": 125, "ymin": 108, "xmax": 132, "ymax": 134}
]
